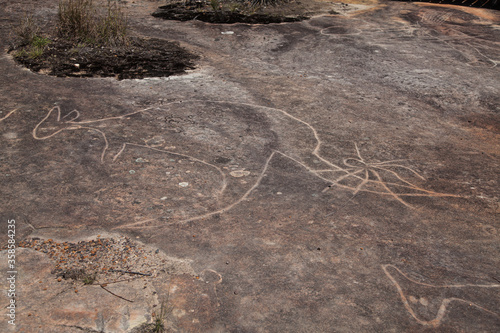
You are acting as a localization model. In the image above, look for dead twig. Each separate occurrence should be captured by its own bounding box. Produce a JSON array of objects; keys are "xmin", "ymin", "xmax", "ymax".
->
[
  {"xmin": 100, "ymin": 284, "xmax": 133, "ymax": 303},
  {"xmin": 110, "ymin": 269, "xmax": 152, "ymax": 276}
]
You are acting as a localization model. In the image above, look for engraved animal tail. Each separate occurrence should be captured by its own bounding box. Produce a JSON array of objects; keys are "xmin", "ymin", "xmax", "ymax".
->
[{"xmin": 382, "ymin": 264, "xmax": 500, "ymax": 327}]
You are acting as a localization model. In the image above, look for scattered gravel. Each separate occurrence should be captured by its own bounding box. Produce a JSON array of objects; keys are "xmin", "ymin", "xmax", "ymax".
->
[{"xmin": 11, "ymin": 236, "xmax": 186, "ymax": 285}]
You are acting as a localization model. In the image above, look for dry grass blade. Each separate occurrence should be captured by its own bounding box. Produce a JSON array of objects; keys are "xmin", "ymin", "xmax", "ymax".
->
[
  {"xmin": 15, "ymin": 13, "xmax": 41, "ymax": 46},
  {"xmin": 57, "ymin": 0, "xmax": 128, "ymax": 46},
  {"xmin": 250, "ymin": 0, "xmax": 289, "ymax": 7}
]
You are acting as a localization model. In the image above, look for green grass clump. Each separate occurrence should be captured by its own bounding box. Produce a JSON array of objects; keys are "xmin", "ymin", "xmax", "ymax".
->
[
  {"xmin": 57, "ymin": 0, "xmax": 128, "ymax": 46},
  {"xmin": 13, "ymin": 15, "xmax": 51, "ymax": 58},
  {"xmin": 82, "ymin": 273, "xmax": 96, "ymax": 285},
  {"xmin": 15, "ymin": 14, "xmax": 41, "ymax": 46},
  {"xmin": 151, "ymin": 298, "xmax": 169, "ymax": 333}
]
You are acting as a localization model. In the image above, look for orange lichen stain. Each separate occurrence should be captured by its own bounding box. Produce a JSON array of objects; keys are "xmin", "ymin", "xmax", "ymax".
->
[
  {"xmin": 415, "ymin": 3, "xmax": 500, "ymax": 22},
  {"xmin": 464, "ymin": 128, "xmax": 500, "ymax": 157},
  {"xmin": 392, "ymin": 16, "xmax": 411, "ymax": 25},
  {"xmin": 351, "ymin": 4, "xmax": 387, "ymax": 17},
  {"xmin": 334, "ymin": 0, "xmax": 379, "ymax": 5}
]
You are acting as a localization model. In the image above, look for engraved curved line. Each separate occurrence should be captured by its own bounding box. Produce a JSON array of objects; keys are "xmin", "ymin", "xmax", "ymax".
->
[
  {"xmin": 215, "ymin": 98, "xmax": 459, "ymax": 206},
  {"xmin": 321, "ymin": 142, "xmax": 459, "ymax": 205},
  {"xmin": 201, "ymin": 269, "xmax": 223, "ymax": 307},
  {"xmin": 162, "ymin": 150, "xmax": 274, "ymax": 225},
  {"xmin": 33, "ymin": 105, "xmax": 229, "ymax": 209},
  {"xmin": 33, "ymin": 106, "xmax": 82, "ymax": 140},
  {"xmin": 382, "ymin": 264, "xmax": 500, "ymax": 326},
  {"xmin": 110, "ymin": 218, "xmax": 156, "ymax": 230},
  {"xmin": 64, "ymin": 105, "xmax": 177, "ymax": 125},
  {"xmin": 0, "ymin": 109, "xmax": 18, "ymax": 123},
  {"xmin": 118, "ymin": 151, "xmax": 276, "ymax": 228},
  {"xmin": 118, "ymin": 143, "xmax": 228, "ymax": 199},
  {"xmin": 80, "ymin": 127, "xmax": 109, "ymax": 163},
  {"xmin": 33, "ymin": 100, "xmax": 459, "ymax": 219},
  {"xmin": 175, "ymin": 99, "xmax": 344, "ymax": 172},
  {"xmin": 61, "ymin": 109, "xmax": 80, "ymax": 122},
  {"xmin": 201, "ymin": 269, "xmax": 223, "ymax": 285},
  {"xmin": 372, "ymin": 169, "xmax": 413, "ymax": 208},
  {"xmin": 422, "ymin": 28, "xmax": 498, "ymax": 68}
]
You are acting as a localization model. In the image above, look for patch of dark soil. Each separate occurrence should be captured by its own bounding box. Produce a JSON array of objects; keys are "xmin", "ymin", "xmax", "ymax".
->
[
  {"xmin": 152, "ymin": 2, "xmax": 308, "ymax": 24},
  {"xmin": 10, "ymin": 37, "xmax": 198, "ymax": 80}
]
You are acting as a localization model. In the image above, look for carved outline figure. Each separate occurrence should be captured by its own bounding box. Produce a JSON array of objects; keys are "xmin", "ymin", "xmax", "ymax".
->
[
  {"xmin": 319, "ymin": 143, "xmax": 458, "ymax": 208},
  {"xmin": 32, "ymin": 100, "xmax": 458, "ymax": 226},
  {"xmin": 382, "ymin": 264, "xmax": 500, "ymax": 327}
]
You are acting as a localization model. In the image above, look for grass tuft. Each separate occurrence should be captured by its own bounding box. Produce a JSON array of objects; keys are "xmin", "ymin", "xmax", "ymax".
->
[
  {"xmin": 15, "ymin": 14, "xmax": 41, "ymax": 46},
  {"xmin": 57, "ymin": 0, "xmax": 128, "ymax": 46},
  {"xmin": 12, "ymin": 15, "xmax": 51, "ymax": 59},
  {"xmin": 250, "ymin": 0, "xmax": 288, "ymax": 7},
  {"xmin": 82, "ymin": 273, "xmax": 97, "ymax": 285},
  {"xmin": 151, "ymin": 297, "xmax": 169, "ymax": 333}
]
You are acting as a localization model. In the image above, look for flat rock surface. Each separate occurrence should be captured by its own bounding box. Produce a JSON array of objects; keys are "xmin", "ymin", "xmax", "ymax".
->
[{"xmin": 0, "ymin": 0, "xmax": 499, "ymax": 332}]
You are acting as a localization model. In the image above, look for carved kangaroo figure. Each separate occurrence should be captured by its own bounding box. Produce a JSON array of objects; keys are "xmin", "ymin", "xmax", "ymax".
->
[
  {"xmin": 33, "ymin": 100, "xmax": 339, "ymax": 225},
  {"xmin": 33, "ymin": 100, "xmax": 453, "ymax": 225}
]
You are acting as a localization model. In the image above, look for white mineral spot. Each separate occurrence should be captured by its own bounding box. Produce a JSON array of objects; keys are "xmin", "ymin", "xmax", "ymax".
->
[
  {"xmin": 161, "ymin": 197, "xmax": 168, "ymax": 200},
  {"xmin": 172, "ymin": 309, "xmax": 186, "ymax": 318},
  {"xmin": 277, "ymin": 192, "xmax": 282, "ymax": 195},
  {"xmin": 3, "ymin": 132, "xmax": 18, "ymax": 139},
  {"xmin": 230, "ymin": 170, "xmax": 250, "ymax": 178},
  {"xmin": 179, "ymin": 182, "xmax": 189, "ymax": 187},
  {"xmin": 221, "ymin": 31, "xmax": 234, "ymax": 35}
]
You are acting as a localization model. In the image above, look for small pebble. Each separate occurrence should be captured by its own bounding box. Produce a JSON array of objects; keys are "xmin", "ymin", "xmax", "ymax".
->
[{"xmin": 230, "ymin": 170, "xmax": 250, "ymax": 178}]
